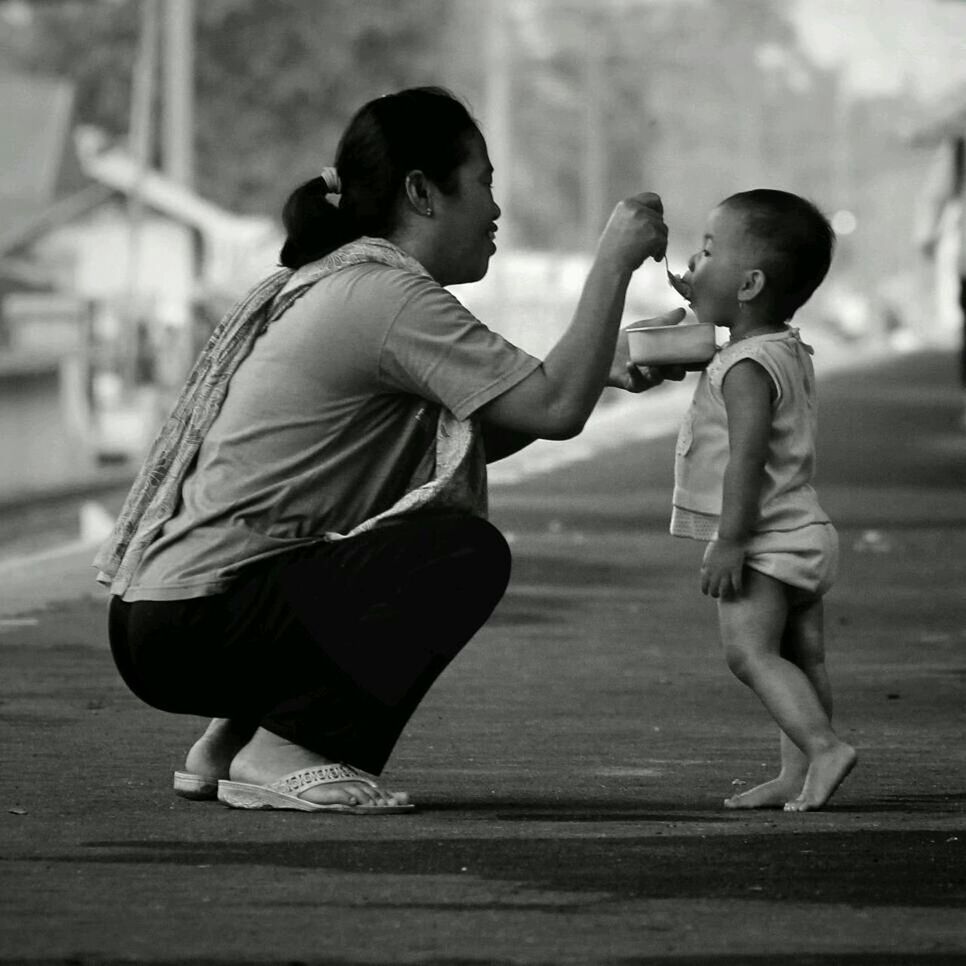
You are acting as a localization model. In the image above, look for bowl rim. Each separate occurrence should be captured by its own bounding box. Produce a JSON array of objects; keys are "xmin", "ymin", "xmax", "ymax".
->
[{"xmin": 626, "ymin": 321, "xmax": 716, "ymax": 334}]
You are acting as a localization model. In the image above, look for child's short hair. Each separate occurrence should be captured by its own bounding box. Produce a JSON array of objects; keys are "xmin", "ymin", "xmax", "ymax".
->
[{"xmin": 720, "ymin": 189, "xmax": 835, "ymax": 320}]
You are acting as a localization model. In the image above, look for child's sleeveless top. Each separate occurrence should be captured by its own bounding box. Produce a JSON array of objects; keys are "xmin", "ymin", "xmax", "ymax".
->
[{"xmin": 671, "ymin": 327, "xmax": 830, "ymax": 540}]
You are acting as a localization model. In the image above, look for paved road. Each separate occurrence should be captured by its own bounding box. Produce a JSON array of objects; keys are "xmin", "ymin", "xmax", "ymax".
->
[{"xmin": 2, "ymin": 348, "xmax": 965, "ymax": 964}]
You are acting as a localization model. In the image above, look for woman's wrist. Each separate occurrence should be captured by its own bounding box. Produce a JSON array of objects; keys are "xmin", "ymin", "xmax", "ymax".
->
[{"xmin": 587, "ymin": 257, "xmax": 634, "ymax": 288}]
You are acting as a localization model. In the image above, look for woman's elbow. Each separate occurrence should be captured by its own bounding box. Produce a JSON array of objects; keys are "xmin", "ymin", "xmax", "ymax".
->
[{"xmin": 541, "ymin": 405, "xmax": 588, "ymax": 440}]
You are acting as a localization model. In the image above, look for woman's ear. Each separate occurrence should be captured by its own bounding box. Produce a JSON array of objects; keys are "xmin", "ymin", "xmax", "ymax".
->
[
  {"xmin": 737, "ymin": 268, "xmax": 766, "ymax": 303},
  {"xmin": 403, "ymin": 171, "xmax": 434, "ymax": 217}
]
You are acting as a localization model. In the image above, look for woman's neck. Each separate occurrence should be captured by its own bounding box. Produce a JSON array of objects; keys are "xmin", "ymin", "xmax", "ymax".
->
[{"xmin": 385, "ymin": 226, "xmax": 443, "ymax": 283}]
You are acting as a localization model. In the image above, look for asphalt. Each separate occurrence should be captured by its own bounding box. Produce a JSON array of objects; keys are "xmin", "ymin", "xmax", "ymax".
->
[{"xmin": 1, "ymin": 347, "xmax": 965, "ymax": 965}]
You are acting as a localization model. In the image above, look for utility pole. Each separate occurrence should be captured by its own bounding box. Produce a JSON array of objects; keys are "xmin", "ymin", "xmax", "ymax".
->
[
  {"xmin": 128, "ymin": 0, "xmax": 159, "ymax": 170},
  {"xmin": 162, "ymin": 0, "xmax": 194, "ymax": 188},
  {"xmin": 123, "ymin": 0, "xmax": 196, "ymax": 403},
  {"xmin": 484, "ymin": 0, "xmax": 512, "ymax": 247},
  {"xmin": 123, "ymin": 0, "xmax": 160, "ymax": 391},
  {"xmin": 581, "ymin": 6, "xmax": 606, "ymax": 251}
]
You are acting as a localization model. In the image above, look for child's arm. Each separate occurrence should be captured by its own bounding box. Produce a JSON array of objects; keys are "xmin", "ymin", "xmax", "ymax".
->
[{"xmin": 701, "ymin": 358, "xmax": 775, "ymax": 599}]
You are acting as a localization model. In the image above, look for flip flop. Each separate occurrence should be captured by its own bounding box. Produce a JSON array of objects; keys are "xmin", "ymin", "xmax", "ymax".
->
[
  {"xmin": 173, "ymin": 771, "xmax": 220, "ymax": 800},
  {"xmin": 217, "ymin": 762, "xmax": 415, "ymax": 814}
]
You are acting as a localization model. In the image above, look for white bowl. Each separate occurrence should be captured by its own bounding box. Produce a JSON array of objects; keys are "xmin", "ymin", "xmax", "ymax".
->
[{"xmin": 627, "ymin": 322, "xmax": 716, "ymax": 366}]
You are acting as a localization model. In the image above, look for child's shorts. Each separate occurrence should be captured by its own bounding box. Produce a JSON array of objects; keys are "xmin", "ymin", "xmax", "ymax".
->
[{"xmin": 743, "ymin": 523, "xmax": 839, "ymax": 597}]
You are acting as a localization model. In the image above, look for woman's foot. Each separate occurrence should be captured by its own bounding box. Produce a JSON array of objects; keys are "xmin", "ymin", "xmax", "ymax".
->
[
  {"xmin": 784, "ymin": 742, "xmax": 857, "ymax": 812},
  {"xmin": 183, "ymin": 717, "xmax": 256, "ymax": 781},
  {"xmin": 228, "ymin": 727, "xmax": 409, "ymax": 808},
  {"xmin": 724, "ymin": 772, "xmax": 805, "ymax": 809}
]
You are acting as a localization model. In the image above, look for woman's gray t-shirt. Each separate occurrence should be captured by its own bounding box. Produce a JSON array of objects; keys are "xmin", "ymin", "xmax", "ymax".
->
[{"xmin": 123, "ymin": 262, "xmax": 541, "ymax": 601}]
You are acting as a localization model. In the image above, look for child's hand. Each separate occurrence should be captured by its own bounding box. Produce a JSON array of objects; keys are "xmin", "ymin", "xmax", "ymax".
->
[{"xmin": 700, "ymin": 538, "xmax": 746, "ymax": 599}]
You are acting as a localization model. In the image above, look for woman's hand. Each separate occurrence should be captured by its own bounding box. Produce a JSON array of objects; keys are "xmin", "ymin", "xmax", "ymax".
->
[
  {"xmin": 608, "ymin": 360, "xmax": 667, "ymax": 393},
  {"xmin": 596, "ymin": 192, "xmax": 669, "ymax": 274},
  {"xmin": 608, "ymin": 324, "xmax": 687, "ymax": 392}
]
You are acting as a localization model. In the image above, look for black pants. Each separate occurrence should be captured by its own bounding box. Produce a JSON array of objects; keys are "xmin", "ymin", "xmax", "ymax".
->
[{"xmin": 108, "ymin": 514, "xmax": 511, "ymax": 775}]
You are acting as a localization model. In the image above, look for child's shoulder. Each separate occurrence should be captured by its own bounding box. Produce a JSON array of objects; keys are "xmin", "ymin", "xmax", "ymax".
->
[
  {"xmin": 710, "ymin": 329, "xmax": 812, "ymax": 390},
  {"xmin": 709, "ymin": 338, "xmax": 773, "ymax": 385}
]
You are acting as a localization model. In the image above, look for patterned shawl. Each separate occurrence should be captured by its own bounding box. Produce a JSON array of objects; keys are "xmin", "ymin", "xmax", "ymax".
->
[{"xmin": 94, "ymin": 237, "xmax": 487, "ymax": 596}]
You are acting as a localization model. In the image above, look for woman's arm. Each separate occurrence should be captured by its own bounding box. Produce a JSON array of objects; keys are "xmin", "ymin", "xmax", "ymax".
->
[
  {"xmin": 476, "ymin": 193, "xmax": 668, "ymax": 440},
  {"xmin": 700, "ymin": 359, "xmax": 775, "ymax": 599}
]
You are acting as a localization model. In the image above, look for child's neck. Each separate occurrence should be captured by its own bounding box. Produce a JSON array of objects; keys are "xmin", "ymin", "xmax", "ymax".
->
[{"xmin": 728, "ymin": 311, "xmax": 787, "ymax": 343}]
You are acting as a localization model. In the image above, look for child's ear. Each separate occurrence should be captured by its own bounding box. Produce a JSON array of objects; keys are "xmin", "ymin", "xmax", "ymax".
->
[{"xmin": 737, "ymin": 269, "xmax": 766, "ymax": 304}]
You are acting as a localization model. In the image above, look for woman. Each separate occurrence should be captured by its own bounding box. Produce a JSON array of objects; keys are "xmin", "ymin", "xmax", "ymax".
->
[{"xmin": 99, "ymin": 87, "xmax": 671, "ymax": 813}]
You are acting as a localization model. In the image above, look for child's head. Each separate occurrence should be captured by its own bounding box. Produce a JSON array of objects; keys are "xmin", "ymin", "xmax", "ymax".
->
[{"xmin": 685, "ymin": 189, "xmax": 834, "ymax": 326}]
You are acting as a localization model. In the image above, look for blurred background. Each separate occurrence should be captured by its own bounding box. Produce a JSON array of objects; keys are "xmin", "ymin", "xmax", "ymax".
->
[{"xmin": 1, "ymin": 0, "xmax": 965, "ymax": 559}]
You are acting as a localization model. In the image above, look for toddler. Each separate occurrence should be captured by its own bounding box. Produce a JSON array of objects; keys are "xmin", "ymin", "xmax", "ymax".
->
[{"xmin": 670, "ymin": 189, "xmax": 856, "ymax": 811}]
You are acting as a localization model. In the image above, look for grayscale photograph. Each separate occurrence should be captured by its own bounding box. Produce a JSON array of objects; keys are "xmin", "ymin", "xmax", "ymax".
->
[{"xmin": 1, "ymin": 1, "xmax": 964, "ymax": 962}]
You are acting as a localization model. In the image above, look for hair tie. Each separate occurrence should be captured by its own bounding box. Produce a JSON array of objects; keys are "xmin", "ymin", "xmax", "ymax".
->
[{"xmin": 320, "ymin": 166, "xmax": 341, "ymax": 195}]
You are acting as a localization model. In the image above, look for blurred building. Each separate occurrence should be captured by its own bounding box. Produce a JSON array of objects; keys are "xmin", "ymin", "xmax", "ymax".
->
[
  {"xmin": 912, "ymin": 81, "xmax": 966, "ymax": 345},
  {"xmin": 0, "ymin": 72, "xmax": 279, "ymax": 502}
]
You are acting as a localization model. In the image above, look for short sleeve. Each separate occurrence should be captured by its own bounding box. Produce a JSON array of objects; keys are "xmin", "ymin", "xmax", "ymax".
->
[
  {"xmin": 379, "ymin": 276, "xmax": 543, "ymax": 420},
  {"xmin": 710, "ymin": 342, "xmax": 783, "ymax": 405}
]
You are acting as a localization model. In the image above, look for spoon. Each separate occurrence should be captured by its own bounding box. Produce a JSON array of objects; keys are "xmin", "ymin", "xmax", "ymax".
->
[{"xmin": 664, "ymin": 255, "xmax": 691, "ymax": 300}]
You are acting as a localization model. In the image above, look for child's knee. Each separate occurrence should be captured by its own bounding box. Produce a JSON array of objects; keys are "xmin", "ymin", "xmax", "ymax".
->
[{"xmin": 723, "ymin": 642, "xmax": 756, "ymax": 683}]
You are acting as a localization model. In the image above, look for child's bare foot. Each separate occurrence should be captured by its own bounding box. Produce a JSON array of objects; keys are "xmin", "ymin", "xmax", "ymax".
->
[
  {"xmin": 724, "ymin": 773, "xmax": 805, "ymax": 809},
  {"xmin": 229, "ymin": 728, "xmax": 409, "ymax": 808},
  {"xmin": 783, "ymin": 743, "xmax": 856, "ymax": 812}
]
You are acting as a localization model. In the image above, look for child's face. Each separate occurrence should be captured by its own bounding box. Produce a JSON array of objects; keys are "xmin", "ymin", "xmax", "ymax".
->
[{"xmin": 683, "ymin": 205, "xmax": 758, "ymax": 327}]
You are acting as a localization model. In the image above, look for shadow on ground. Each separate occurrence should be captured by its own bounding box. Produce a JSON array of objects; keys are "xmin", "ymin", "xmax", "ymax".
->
[{"xmin": 37, "ymin": 827, "xmax": 964, "ymax": 909}]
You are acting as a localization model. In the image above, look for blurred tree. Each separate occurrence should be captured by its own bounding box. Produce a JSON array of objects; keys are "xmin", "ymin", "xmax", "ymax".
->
[
  {"xmin": 192, "ymin": 0, "xmax": 458, "ymax": 215},
  {"xmin": 0, "ymin": 0, "xmax": 937, "ymax": 295},
  {"xmin": 498, "ymin": 0, "xmax": 805, "ymax": 251},
  {"xmin": 1, "ymin": 0, "xmax": 460, "ymax": 214}
]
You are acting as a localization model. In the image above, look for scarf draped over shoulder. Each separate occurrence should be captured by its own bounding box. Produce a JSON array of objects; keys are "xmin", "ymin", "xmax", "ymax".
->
[{"xmin": 94, "ymin": 237, "xmax": 487, "ymax": 596}]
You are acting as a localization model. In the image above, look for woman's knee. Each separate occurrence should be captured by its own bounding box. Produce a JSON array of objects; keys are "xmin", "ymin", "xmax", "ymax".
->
[
  {"xmin": 407, "ymin": 516, "xmax": 512, "ymax": 625},
  {"xmin": 458, "ymin": 515, "xmax": 510, "ymax": 569},
  {"xmin": 108, "ymin": 596, "xmax": 222, "ymax": 715},
  {"xmin": 443, "ymin": 516, "xmax": 511, "ymax": 599}
]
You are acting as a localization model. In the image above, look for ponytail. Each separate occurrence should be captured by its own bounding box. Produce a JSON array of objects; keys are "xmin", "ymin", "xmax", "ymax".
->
[{"xmin": 278, "ymin": 176, "xmax": 353, "ymax": 270}]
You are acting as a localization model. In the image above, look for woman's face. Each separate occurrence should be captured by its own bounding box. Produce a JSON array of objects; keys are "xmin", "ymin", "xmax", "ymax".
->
[{"xmin": 431, "ymin": 132, "xmax": 501, "ymax": 286}]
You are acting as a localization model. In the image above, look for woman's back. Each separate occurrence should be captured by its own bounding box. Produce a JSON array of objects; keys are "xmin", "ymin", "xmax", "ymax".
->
[{"xmin": 123, "ymin": 257, "xmax": 539, "ymax": 601}]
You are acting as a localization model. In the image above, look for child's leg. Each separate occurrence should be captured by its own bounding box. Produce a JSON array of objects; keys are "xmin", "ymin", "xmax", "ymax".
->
[
  {"xmin": 722, "ymin": 582, "xmax": 806, "ymax": 808},
  {"xmin": 719, "ymin": 570, "xmax": 853, "ymax": 810},
  {"xmin": 781, "ymin": 593, "xmax": 856, "ymax": 811},
  {"xmin": 724, "ymin": 728, "xmax": 806, "ymax": 809},
  {"xmin": 728, "ymin": 598, "xmax": 833, "ymax": 807}
]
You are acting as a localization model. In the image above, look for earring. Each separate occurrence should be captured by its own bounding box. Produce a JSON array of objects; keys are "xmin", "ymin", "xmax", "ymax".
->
[{"xmin": 425, "ymin": 208, "xmax": 433, "ymax": 217}]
